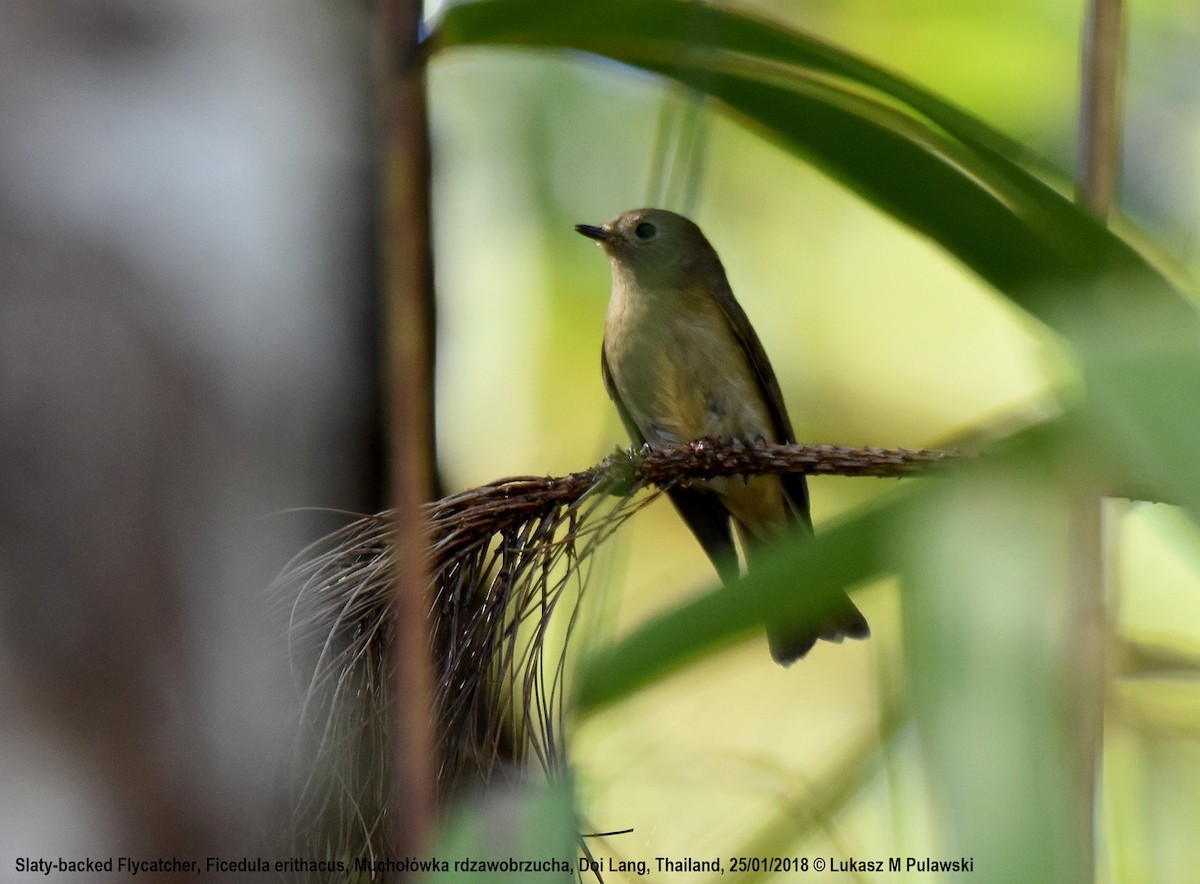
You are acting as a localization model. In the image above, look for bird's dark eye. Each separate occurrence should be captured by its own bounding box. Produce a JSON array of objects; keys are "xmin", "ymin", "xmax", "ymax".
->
[{"xmin": 634, "ymin": 221, "xmax": 657, "ymax": 240}]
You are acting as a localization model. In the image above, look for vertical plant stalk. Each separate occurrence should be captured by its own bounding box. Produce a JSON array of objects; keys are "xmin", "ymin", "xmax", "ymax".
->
[
  {"xmin": 380, "ymin": 0, "xmax": 440, "ymax": 870},
  {"xmin": 1077, "ymin": 0, "xmax": 1126, "ymax": 216},
  {"xmin": 1074, "ymin": 0, "xmax": 1125, "ymax": 880},
  {"xmin": 1067, "ymin": 495, "xmax": 1106, "ymax": 884}
]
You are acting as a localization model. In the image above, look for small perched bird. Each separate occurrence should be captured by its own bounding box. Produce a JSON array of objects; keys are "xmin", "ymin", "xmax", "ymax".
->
[{"xmin": 576, "ymin": 208, "xmax": 869, "ymax": 664}]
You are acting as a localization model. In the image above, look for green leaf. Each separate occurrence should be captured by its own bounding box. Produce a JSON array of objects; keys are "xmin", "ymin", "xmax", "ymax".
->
[
  {"xmin": 898, "ymin": 456, "xmax": 1081, "ymax": 883},
  {"xmin": 574, "ymin": 492, "xmax": 904, "ymax": 711},
  {"xmin": 428, "ymin": 0, "xmax": 1044, "ymax": 178},
  {"xmin": 430, "ymin": 0, "xmax": 1173, "ymax": 299},
  {"xmin": 431, "ymin": 778, "xmax": 580, "ymax": 883},
  {"xmin": 1074, "ymin": 294, "xmax": 1200, "ymax": 513}
]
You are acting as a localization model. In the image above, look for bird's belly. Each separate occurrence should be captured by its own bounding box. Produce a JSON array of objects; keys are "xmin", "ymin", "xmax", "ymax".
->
[
  {"xmin": 605, "ymin": 298, "xmax": 791, "ymax": 539},
  {"xmin": 609, "ymin": 316, "xmax": 775, "ymax": 447}
]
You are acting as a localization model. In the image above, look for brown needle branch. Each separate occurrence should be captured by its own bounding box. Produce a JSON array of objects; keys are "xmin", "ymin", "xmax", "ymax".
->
[
  {"xmin": 423, "ymin": 439, "xmax": 959, "ymax": 569},
  {"xmin": 623, "ymin": 437, "xmax": 957, "ymax": 486},
  {"xmin": 281, "ymin": 437, "xmax": 958, "ymax": 859},
  {"xmin": 424, "ymin": 438, "xmax": 959, "ymax": 563}
]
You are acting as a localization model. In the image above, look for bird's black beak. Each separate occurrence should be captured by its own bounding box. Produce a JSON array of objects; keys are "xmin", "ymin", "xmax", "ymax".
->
[{"xmin": 574, "ymin": 223, "xmax": 608, "ymax": 241}]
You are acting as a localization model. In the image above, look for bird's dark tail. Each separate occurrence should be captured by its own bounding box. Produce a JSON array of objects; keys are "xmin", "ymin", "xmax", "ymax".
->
[
  {"xmin": 766, "ymin": 594, "xmax": 869, "ymax": 666},
  {"xmin": 674, "ymin": 481, "xmax": 871, "ymax": 666},
  {"xmin": 737, "ymin": 493, "xmax": 870, "ymax": 666}
]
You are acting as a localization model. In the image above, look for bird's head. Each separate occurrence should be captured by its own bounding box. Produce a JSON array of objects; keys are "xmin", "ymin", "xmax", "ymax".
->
[{"xmin": 575, "ymin": 208, "xmax": 722, "ymax": 292}]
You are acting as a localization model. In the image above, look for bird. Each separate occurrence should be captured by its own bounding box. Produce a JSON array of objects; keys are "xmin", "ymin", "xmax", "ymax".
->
[{"xmin": 575, "ymin": 207, "xmax": 869, "ymax": 664}]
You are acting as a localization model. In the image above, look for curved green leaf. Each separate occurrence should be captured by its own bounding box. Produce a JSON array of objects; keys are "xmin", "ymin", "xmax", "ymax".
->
[
  {"xmin": 428, "ymin": 0, "xmax": 1047, "ymax": 177},
  {"xmin": 575, "ymin": 491, "xmax": 904, "ymax": 710},
  {"xmin": 430, "ymin": 0, "xmax": 1179, "ymax": 306}
]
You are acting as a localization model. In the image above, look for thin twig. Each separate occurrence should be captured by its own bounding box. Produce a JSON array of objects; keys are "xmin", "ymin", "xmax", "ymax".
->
[{"xmin": 430, "ymin": 439, "xmax": 958, "ymax": 551}]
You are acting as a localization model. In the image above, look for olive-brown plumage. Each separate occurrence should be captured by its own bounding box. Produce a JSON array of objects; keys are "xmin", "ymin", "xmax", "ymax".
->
[{"xmin": 576, "ymin": 208, "xmax": 868, "ymax": 664}]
